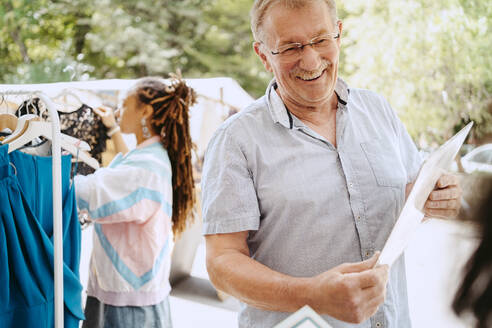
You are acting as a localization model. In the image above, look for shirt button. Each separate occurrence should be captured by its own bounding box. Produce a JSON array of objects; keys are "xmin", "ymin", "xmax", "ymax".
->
[
  {"xmin": 349, "ymin": 183, "xmax": 353, "ymax": 188},
  {"xmin": 365, "ymin": 251, "xmax": 371, "ymax": 257},
  {"xmin": 357, "ymin": 215, "xmax": 361, "ymax": 220},
  {"xmin": 376, "ymin": 322, "xmax": 382, "ymax": 328}
]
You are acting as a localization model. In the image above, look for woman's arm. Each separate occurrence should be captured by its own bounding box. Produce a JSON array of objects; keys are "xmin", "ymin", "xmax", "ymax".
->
[
  {"xmin": 94, "ymin": 106, "xmax": 129, "ymax": 154},
  {"xmin": 108, "ymin": 128, "xmax": 129, "ymax": 154}
]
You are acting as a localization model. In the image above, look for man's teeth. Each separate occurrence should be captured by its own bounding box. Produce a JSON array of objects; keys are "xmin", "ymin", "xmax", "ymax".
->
[{"xmin": 298, "ymin": 70, "xmax": 324, "ymax": 81}]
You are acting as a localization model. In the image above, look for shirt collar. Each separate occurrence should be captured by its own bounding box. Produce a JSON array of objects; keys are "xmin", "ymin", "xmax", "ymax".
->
[
  {"xmin": 136, "ymin": 135, "xmax": 161, "ymax": 149},
  {"xmin": 110, "ymin": 135, "xmax": 161, "ymax": 167},
  {"xmin": 265, "ymin": 77, "xmax": 350, "ymax": 129}
]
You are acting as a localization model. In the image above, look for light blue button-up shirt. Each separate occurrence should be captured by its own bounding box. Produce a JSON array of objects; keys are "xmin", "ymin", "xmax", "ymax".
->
[{"xmin": 202, "ymin": 78, "xmax": 422, "ymax": 328}]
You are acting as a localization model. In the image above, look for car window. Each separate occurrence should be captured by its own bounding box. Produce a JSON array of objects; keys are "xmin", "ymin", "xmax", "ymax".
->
[{"xmin": 470, "ymin": 150, "xmax": 492, "ymax": 164}]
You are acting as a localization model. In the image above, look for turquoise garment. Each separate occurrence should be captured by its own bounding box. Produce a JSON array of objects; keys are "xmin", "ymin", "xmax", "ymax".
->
[{"xmin": 0, "ymin": 145, "xmax": 84, "ymax": 328}]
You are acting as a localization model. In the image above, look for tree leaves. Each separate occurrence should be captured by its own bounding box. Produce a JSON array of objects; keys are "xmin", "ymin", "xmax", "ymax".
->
[{"xmin": 0, "ymin": 0, "xmax": 490, "ymax": 144}]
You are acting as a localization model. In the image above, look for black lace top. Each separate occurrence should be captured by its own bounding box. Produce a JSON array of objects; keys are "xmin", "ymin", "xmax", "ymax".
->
[
  {"xmin": 58, "ymin": 105, "xmax": 109, "ymax": 175},
  {"xmin": 16, "ymin": 99, "xmax": 109, "ymax": 175}
]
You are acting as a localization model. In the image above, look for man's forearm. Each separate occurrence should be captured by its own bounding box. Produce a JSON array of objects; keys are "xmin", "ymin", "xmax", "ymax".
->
[
  {"xmin": 205, "ymin": 232, "xmax": 389, "ymax": 323},
  {"xmin": 208, "ymin": 250, "xmax": 313, "ymax": 312}
]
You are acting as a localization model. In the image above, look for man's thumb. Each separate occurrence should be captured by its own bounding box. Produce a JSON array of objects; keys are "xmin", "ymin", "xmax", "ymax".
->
[{"xmin": 339, "ymin": 251, "xmax": 381, "ymax": 274}]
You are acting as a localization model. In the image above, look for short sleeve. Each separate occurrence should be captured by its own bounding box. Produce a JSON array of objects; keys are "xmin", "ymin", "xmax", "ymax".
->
[{"xmin": 201, "ymin": 126, "xmax": 260, "ymax": 235}]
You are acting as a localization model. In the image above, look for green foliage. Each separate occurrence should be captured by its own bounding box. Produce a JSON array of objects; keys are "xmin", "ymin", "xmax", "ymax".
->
[
  {"xmin": 185, "ymin": 0, "xmax": 271, "ymax": 97},
  {"xmin": 0, "ymin": 0, "xmax": 490, "ymax": 144},
  {"xmin": 339, "ymin": 0, "xmax": 491, "ymax": 146}
]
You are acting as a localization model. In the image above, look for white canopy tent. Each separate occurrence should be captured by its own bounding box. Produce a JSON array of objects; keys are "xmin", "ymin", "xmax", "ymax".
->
[{"xmin": 0, "ymin": 77, "xmax": 255, "ymax": 157}]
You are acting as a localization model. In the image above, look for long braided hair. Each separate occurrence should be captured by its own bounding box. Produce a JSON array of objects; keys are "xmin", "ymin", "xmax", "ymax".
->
[{"xmin": 132, "ymin": 73, "xmax": 197, "ymax": 238}]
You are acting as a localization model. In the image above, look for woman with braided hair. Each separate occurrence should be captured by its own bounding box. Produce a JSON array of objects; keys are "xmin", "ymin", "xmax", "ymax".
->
[{"xmin": 75, "ymin": 74, "xmax": 196, "ymax": 328}]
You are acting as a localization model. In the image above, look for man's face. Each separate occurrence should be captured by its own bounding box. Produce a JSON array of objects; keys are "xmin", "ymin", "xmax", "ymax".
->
[{"xmin": 255, "ymin": 0, "xmax": 342, "ymax": 109}]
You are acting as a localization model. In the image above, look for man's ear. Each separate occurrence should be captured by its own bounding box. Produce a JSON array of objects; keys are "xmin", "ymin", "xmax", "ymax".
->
[
  {"xmin": 253, "ymin": 41, "xmax": 273, "ymax": 73},
  {"xmin": 336, "ymin": 20, "xmax": 343, "ymax": 47}
]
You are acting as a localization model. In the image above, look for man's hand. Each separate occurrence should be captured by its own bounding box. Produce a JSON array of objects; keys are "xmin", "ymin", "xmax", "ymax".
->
[
  {"xmin": 93, "ymin": 106, "xmax": 118, "ymax": 128},
  {"xmin": 310, "ymin": 253, "xmax": 389, "ymax": 324},
  {"xmin": 424, "ymin": 173, "xmax": 462, "ymax": 219}
]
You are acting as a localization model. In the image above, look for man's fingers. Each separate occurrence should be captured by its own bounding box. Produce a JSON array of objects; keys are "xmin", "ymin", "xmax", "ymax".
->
[
  {"xmin": 428, "ymin": 186, "xmax": 461, "ymax": 201},
  {"xmin": 363, "ymin": 290, "xmax": 386, "ymax": 317},
  {"xmin": 425, "ymin": 183, "xmax": 462, "ymax": 219},
  {"xmin": 424, "ymin": 208, "xmax": 459, "ymax": 219},
  {"xmin": 339, "ymin": 252, "xmax": 381, "ymax": 274},
  {"xmin": 357, "ymin": 281, "xmax": 387, "ymax": 318},
  {"xmin": 352, "ymin": 265, "xmax": 388, "ymax": 289},
  {"xmin": 425, "ymin": 199, "xmax": 460, "ymax": 209},
  {"xmin": 426, "ymin": 175, "xmax": 462, "ymax": 220},
  {"xmin": 436, "ymin": 173, "xmax": 459, "ymax": 189}
]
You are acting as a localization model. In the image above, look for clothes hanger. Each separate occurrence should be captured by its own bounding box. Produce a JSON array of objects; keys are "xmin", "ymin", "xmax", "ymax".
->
[
  {"xmin": 5, "ymin": 117, "xmax": 100, "ymax": 170},
  {"xmin": 0, "ymin": 95, "xmax": 18, "ymax": 131},
  {"xmin": 2, "ymin": 114, "xmax": 38, "ymax": 143},
  {"xmin": 60, "ymin": 134, "xmax": 91, "ymax": 151},
  {"xmin": 4, "ymin": 114, "xmax": 91, "ymax": 151},
  {"xmin": 0, "ymin": 113, "xmax": 18, "ymax": 131},
  {"xmin": 52, "ymin": 89, "xmax": 85, "ymax": 112},
  {"xmin": 52, "ymin": 88, "xmax": 105, "ymax": 112}
]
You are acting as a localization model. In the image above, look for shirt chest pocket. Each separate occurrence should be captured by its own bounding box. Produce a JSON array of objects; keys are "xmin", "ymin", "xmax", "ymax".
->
[{"xmin": 360, "ymin": 141, "xmax": 407, "ymax": 188}]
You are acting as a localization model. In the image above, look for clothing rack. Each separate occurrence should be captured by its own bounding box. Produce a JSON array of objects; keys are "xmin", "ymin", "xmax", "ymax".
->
[{"xmin": 1, "ymin": 90, "xmax": 64, "ymax": 328}]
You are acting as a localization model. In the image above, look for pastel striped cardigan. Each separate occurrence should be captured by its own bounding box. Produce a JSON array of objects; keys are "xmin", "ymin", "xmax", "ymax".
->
[{"xmin": 75, "ymin": 136, "xmax": 174, "ymax": 306}]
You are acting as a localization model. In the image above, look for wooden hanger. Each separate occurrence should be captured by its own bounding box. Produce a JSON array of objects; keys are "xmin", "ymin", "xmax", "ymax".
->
[{"xmin": 0, "ymin": 113, "xmax": 18, "ymax": 131}]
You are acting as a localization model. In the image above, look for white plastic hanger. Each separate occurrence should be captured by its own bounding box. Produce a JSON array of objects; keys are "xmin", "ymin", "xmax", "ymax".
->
[
  {"xmin": 52, "ymin": 89, "xmax": 87, "ymax": 112},
  {"xmin": 2, "ymin": 114, "xmax": 37, "ymax": 143},
  {"xmin": 60, "ymin": 134, "xmax": 91, "ymax": 151},
  {"xmin": 4, "ymin": 114, "xmax": 91, "ymax": 152},
  {"xmin": 5, "ymin": 118, "xmax": 100, "ymax": 170}
]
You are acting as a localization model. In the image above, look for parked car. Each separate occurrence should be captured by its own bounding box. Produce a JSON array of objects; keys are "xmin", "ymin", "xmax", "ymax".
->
[{"xmin": 457, "ymin": 144, "xmax": 492, "ymax": 174}]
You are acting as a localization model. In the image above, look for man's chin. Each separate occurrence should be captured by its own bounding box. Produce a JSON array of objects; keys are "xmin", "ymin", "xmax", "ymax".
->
[
  {"xmin": 297, "ymin": 86, "xmax": 332, "ymax": 103},
  {"xmin": 296, "ymin": 94, "xmax": 332, "ymax": 107}
]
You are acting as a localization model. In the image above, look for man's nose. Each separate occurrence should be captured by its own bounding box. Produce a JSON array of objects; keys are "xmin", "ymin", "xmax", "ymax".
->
[{"xmin": 299, "ymin": 45, "xmax": 322, "ymax": 70}]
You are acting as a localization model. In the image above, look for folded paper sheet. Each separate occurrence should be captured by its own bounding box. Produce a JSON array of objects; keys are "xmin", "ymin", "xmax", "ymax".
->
[
  {"xmin": 377, "ymin": 122, "xmax": 473, "ymax": 267},
  {"xmin": 273, "ymin": 305, "xmax": 333, "ymax": 328}
]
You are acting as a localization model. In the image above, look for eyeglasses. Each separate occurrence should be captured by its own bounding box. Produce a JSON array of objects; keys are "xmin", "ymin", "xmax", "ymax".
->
[{"xmin": 263, "ymin": 31, "xmax": 340, "ymax": 59}]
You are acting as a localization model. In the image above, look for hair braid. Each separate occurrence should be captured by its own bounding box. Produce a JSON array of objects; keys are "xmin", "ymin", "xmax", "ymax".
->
[{"xmin": 133, "ymin": 74, "xmax": 197, "ymax": 239}]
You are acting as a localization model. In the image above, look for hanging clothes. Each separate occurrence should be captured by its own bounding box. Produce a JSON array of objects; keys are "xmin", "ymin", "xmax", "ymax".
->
[
  {"xmin": 0, "ymin": 145, "xmax": 84, "ymax": 328},
  {"xmin": 58, "ymin": 104, "xmax": 109, "ymax": 175},
  {"xmin": 16, "ymin": 99, "xmax": 109, "ymax": 175},
  {"xmin": 16, "ymin": 98, "xmax": 46, "ymax": 118}
]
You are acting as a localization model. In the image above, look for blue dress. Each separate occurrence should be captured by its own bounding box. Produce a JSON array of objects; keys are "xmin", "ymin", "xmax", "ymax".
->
[{"xmin": 0, "ymin": 145, "xmax": 84, "ymax": 328}]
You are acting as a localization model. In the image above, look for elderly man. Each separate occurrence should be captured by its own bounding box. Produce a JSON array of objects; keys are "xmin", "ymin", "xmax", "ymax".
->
[{"xmin": 201, "ymin": 0, "xmax": 462, "ymax": 327}]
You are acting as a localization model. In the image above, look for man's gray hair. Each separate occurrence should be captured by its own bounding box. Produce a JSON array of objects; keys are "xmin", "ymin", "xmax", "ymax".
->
[{"xmin": 250, "ymin": 0, "xmax": 338, "ymax": 42}]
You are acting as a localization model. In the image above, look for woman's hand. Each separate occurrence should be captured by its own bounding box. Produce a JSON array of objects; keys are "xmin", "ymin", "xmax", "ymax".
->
[{"xmin": 93, "ymin": 106, "xmax": 118, "ymax": 128}]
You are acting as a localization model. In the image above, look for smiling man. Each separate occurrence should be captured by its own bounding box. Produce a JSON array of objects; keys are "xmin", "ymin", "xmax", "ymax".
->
[{"xmin": 201, "ymin": 1, "xmax": 462, "ymax": 327}]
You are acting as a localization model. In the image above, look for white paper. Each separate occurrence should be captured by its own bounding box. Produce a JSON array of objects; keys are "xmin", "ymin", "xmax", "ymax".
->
[
  {"xmin": 273, "ymin": 305, "xmax": 333, "ymax": 328},
  {"xmin": 377, "ymin": 122, "xmax": 473, "ymax": 267}
]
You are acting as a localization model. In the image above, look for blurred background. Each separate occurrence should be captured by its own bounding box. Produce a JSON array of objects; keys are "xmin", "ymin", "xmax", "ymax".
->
[
  {"xmin": 1, "ymin": 0, "xmax": 490, "ymax": 147},
  {"xmin": 1, "ymin": 1, "xmax": 491, "ymax": 327}
]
